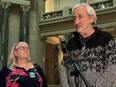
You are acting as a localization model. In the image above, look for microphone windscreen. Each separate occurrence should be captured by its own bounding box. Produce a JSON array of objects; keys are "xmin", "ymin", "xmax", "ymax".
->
[
  {"xmin": 58, "ymin": 35, "xmax": 67, "ymax": 53},
  {"xmin": 58, "ymin": 35, "xmax": 66, "ymax": 42}
]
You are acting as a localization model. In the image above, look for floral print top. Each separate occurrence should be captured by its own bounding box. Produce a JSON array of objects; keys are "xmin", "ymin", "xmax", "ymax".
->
[{"xmin": 0, "ymin": 64, "xmax": 48, "ymax": 87}]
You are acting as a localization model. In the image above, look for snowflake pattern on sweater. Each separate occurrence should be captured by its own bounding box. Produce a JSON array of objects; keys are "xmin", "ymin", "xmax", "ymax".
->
[{"xmin": 60, "ymin": 27, "xmax": 116, "ymax": 87}]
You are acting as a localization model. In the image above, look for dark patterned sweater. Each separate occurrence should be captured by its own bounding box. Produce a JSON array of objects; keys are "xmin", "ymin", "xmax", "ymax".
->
[
  {"xmin": 60, "ymin": 27, "xmax": 116, "ymax": 87},
  {"xmin": 0, "ymin": 64, "xmax": 48, "ymax": 87}
]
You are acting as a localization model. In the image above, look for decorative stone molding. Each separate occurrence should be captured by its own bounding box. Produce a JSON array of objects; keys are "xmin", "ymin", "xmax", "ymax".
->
[
  {"xmin": 0, "ymin": 1, "xmax": 11, "ymax": 9},
  {"xmin": 41, "ymin": 0, "xmax": 114, "ymax": 21},
  {"xmin": 90, "ymin": 0, "xmax": 113, "ymax": 10},
  {"xmin": 39, "ymin": 6, "xmax": 116, "ymax": 37},
  {"xmin": 20, "ymin": 5, "xmax": 31, "ymax": 12},
  {"xmin": 96, "ymin": 6, "xmax": 116, "ymax": 28},
  {"xmin": 1, "ymin": 0, "xmax": 30, "ymax": 5}
]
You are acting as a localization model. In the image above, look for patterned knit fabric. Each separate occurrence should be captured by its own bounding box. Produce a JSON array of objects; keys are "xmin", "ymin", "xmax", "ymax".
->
[
  {"xmin": 60, "ymin": 27, "xmax": 116, "ymax": 87},
  {"xmin": 0, "ymin": 64, "xmax": 48, "ymax": 87}
]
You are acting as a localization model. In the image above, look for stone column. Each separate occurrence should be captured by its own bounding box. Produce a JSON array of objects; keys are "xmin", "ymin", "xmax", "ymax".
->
[
  {"xmin": 19, "ymin": 5, "xmax": 31, "ymax": 44},
  {"xmin": 0, "ymin": 2, "xmax": 11, "ymax": 68}
]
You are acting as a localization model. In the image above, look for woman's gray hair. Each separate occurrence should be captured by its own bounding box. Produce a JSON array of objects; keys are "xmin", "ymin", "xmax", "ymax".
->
[
  {"xmin": 7, "ymin": 43, "xmax": 17, "ymax": 68},
  {"xmin": 72, "ymin": 3, "xmax": 97, "ymax": 25}
]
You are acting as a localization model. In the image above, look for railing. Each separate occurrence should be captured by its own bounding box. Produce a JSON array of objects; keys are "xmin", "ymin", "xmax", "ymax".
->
[
  {"xmin": 90, "ymin": 0, "xmax": 113, "ymax": 10},
  {"xmin": 43, "ymin": 10, "xmax": 63, "ymax": 20}
]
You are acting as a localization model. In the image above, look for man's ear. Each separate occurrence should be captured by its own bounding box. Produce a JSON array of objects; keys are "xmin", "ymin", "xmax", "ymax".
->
[{"xmin": 89, "ymin": 15, "xmax": 94, "ymax": 24}]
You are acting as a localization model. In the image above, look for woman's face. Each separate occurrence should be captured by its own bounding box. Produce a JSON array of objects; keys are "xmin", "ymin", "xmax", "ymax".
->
[{"xmin": 14, "ymin": 42, "xmax": 30, "ymax": 60}]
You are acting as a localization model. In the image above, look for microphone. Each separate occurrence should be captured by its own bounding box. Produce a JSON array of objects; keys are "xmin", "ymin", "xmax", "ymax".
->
[
  {"xmin": 58, "ymin": 35, "xmax": 67, "ymax": 53},
  {"xmin": 59, "ymin": 35, "xmax": 79, "ymax": 76},
  {"xmin": 58, "ymin": 37, "xmax": 90, "ymax": 87}
]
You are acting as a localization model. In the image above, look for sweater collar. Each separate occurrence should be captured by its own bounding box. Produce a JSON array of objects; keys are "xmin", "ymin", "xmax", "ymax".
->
[{"xmin": 73, "ymin": 26, "xmax": 99, "ymax": 39}]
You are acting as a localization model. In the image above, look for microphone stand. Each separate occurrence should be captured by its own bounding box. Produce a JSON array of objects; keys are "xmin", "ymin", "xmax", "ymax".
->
[{"xmin": 64, "ymin": 48, "xmax": 91, "ymax": 87}]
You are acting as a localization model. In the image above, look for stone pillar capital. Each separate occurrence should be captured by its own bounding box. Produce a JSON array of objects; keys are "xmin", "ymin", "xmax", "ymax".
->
[
  {"xmin": 20, "ymin": 5, "xmax": 31, "ymax": 12},
  {"xmin": 0, "ymin": 2, "xmax": 11, "ymax": 9}
]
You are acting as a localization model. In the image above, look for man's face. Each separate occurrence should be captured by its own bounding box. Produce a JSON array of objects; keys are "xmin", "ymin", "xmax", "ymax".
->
[{"xmin": 73, "ymin": 6, "xmax": 94, "ymax": 36}]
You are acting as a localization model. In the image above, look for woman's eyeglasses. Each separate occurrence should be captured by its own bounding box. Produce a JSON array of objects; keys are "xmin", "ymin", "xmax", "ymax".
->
[{"xmin": 15, "ymin": 46, "xmax": 29, "ymax": 51}]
